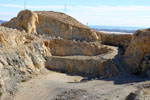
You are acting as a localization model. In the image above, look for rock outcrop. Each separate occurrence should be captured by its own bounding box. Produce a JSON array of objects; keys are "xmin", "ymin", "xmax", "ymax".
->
[
  {"xmin": 2, "ymin": 10, "xmax": 99, "ymax": 42},
  {"xmin": 45, "ymin": 55, "xmax": 119, "ymax": 78},
  {"xmin": 2, "ymin": 10, "xmax": 132, "ymax": 48},
  {"xmin": 2, "ymin": 10, "xmax": 38, "ymax": 34},
  {"xmin": 123, "ymin": 29, "xmax": 150, "ymax": 76},
  {"xmin": 48, "ymin": 39, "xmax": 109, "ymax": 56},
  {"xmin": 96, "ymin": 32, "xmax": 132, "ymax": 50},
  {"xmin": 0, "ymin": 26, "xmax": 51, "ymax": 99},
  {"xmin": 45, "ymin": 40, "xmax": 119, "ymax": 77}
]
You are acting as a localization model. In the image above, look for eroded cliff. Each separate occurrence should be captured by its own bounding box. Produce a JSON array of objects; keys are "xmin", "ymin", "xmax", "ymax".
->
[
  {"xmin": 0, "ymin": 26, "xmax": 51, "ymax": 99},
  {"xmin": 123, "ymin": 29, "xmax": 150, "ymax": 76},
  {"xmin": 96, "ymin": 32, "xmax": 132, "ymax": 50}
]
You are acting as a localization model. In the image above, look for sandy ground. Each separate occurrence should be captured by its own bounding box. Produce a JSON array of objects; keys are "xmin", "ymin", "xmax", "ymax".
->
[
  {"xmin": 13, "ymin": 71, "xmax": 150, "ymax": 100},
  {"xmin": 13, "ymin": 46, "xmax": 150, "ymax": 100}
]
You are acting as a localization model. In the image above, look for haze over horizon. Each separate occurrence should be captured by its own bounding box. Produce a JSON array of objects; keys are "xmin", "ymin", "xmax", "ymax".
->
[{"xmin": 0, "ymin": 0, "xmax": 150, "ymax": 27}]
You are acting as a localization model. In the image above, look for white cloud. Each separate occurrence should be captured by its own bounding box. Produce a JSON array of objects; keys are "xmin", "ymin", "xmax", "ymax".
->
[
  {"xmin": 0, "ymin": 12, "xmax": 17, "ymax": 16},
  {"xmin": 0, "ymin": 4, "xmax": 23, "ymax": 8},
  {"xmin": 0, "ymin": 4, "xmax": 64, "ymax": 9},
  {"xmin": 68, "ymin": 6, "xmax": 150, "ymax": 12},
  {"xmin": 1, "ymin": 4, "xmax": 150, "ymax": 12},
  {"xmin": 0, "ymin": 4, "xmax": 150, "ymax": 27}
]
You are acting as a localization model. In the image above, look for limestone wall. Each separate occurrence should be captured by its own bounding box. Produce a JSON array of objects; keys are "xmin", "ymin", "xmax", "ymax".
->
[
  {"xmin": 123, "ymin": 29, "xmax": 150, "ymax": 76},
  {"xmin": 45, "ymin": 56, "xmax": 119, "ymax": 78},
  {"xmin": 0, "ymin": 26, "xmax": 51, "ymax": 99},
  {"xmin": 96, "ymin": 32, "xmax": 132, "ymax": 49},
  {"xmin": 2, "ymin": 10, "xmax": 99, "ymax": 42},
  {"xmin": 44, "ymin": 39, "xmax": 109, "ymax": 56}
]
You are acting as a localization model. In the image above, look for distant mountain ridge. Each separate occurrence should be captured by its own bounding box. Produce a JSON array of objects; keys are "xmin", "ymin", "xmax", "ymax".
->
[
  {"xmin": 0, "ymin": 20, "xmax": 6, "ymax": 24},
  {"xmin": 89, "ymin": 25, "xmax": 148, "ymax": 33}
]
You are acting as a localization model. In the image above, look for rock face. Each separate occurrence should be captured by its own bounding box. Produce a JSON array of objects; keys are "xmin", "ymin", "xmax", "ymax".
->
[
  {"xmin": 45, "ymin": 56, "xmax": 119, "ymax": 77},
  {"xmin": 3, "ymin": 10, "xmax": 99, "ymax": 42},
  {"xmin": 96, "ymin": 32, "xmax": 132, "ymax": 49},
  {"xmin": 44, "ymin": 39, "xmax": 119, "ymax": 77},
  {"xmin": 48, "ymin": 39, "xmax": 109, "ymax": 56},
  {"xmin": 123, "ymin": 29, "xmax": 150, "ymax": 76},
  {"xmin": 43, "ymin": 38, "xmax": 119, "ymax": 77},
  {"xmin": 2, "ymin": 10, "xmax": 131, "ymax": 47},
  {"xmin": 2, "ymin": 10, "xmax": 38, "ymax": 34},
  {"xmin": 0, "ymin": 26, "xmax": 51, "ymax": 99}
]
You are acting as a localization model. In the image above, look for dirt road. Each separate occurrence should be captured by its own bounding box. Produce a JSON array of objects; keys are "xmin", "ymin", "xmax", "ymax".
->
[{"xmin": 13, "ymin": 71, "xmax": 149, "ymax": 100}]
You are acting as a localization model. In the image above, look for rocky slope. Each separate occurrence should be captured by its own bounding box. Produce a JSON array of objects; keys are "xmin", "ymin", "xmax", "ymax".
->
[
  {"xmin": 0, "ymin": 26, "xmax": 52, "ymax": 99},
  {"xmin": 2, "ymin": 10, "xmax": 132, "ymax": 47},
  {"xmin": 1, "ymin": 9, "xmax": 150, "ymax": 100},
  {"xmin": 123, "ymin": 29, "xmax": 150, "ymax": 77},
  {"xmin": 96, "ymin": 32, "xmax": 132, "ymax": 50},
  {"xmin": 0, "ymin": 10, "xmax": 123, "ymax": 99},
  {"xmin": 2, "ymin": 10, "xmax": 98, "ymax": 42}
]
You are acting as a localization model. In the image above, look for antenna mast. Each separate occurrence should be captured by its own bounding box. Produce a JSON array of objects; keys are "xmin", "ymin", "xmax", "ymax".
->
[
  {"xmin": 24, "ymin": 0, "xmax": 26, "ymax": 10},
  {"xmin": 65, "ymin": 4, "xmax": 66, "ymax": 13}
]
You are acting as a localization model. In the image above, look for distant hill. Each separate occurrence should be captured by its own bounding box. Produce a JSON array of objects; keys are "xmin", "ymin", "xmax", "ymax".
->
[
  {"xmin": 89, "ymin": 25, "xmax": 147, "ymax": 33},
  {"xmin": 0, "ymin": 20, "xmax": 6, "ymax": 24}
]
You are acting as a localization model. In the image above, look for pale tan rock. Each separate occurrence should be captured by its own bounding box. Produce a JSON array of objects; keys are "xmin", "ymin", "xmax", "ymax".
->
[
  {"xmin": 96, "ymin": 32, "xmax": 132, "ymax": 49},
  {"xmin": 0, "ymin": 10, "xmax": 123, "ymax": 98},
  {"xmin": 0, "ymin": 26, "xmax": 51, "ymax": 98},
  {"xmin": 16, "ymin": 10, "xmax": 38, "ymax": 34},
  {"xmin": 0, "ymin": 80, "xmax": 5, "ymax": 87},
  {"xmin": 45, "ymin": 55, "xmax": 119, "ymax": 77},
  {"xmin": 2, "ymin": 10, "xmax": 99, "ymax": 42},
  {"xmin": 2, "ymin": 10, "xmax": 38, "ymax": 34},
  {"xmin": 48, "ymin": 39, "xmax": 109, "ymax": 56},
  {"xmin": 123, "ymin": 29, "xmax": 150, "ymax": 76}
]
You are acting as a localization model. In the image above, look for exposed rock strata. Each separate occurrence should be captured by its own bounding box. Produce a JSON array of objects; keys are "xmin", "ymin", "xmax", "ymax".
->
[
  {"xmin": 45, "ymin": 55, "xmax": 119, "ymax": 77},
  {"xmin": 0, "ymin": 25, "xmax": 120, "ymax": 99},
  {"xmin": 96, "ymin": 32, "xmax": 132, "ymax": 49},
  {"xmin": 43, "ymin": 38, "xmax": 119, "ymax": 77},
  {"xmin": 48, "ymin": 39, "xmax": 109, "ymax": 56},
  {"xmin": 3, "ymin": 10, "xmax": 99, "ymax": 42},
  {"xmin": 2, "ymin": 10, "xmax": 38, "ymax": 34},
  {"xmin": 123, "ymin": 29, "xmax": 150, "ymax": 76},
  {"xmin": 0, "ymin": 26, "xmax": 51, "ymax": 99},
  {"xmin": 2, "ymin": 10, "xmax": 132, "ymax": 48}
]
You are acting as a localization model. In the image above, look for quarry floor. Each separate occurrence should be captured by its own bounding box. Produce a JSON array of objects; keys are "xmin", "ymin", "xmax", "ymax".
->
[
  {"xmin": 13, "ymin": 46, "xmax": 150, "ymax": 100},
  {"xmin": 13, "ymin": 71, "xmax": 150, "ymax": 100}
]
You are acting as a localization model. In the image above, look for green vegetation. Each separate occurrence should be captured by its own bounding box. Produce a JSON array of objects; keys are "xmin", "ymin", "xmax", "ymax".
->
[{"xmin": 0, "ymin": 92, "xmax": 3, "ymax": 97}]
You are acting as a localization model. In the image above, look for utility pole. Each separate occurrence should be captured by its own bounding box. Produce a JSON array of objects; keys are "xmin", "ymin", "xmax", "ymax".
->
[
  {"xmin": 64, "ymin": 4, "xmax": 66, "ymax": 13},
  {"xmin": 24, "ymin": 0, "xmax": 26, "ymax": 10}
]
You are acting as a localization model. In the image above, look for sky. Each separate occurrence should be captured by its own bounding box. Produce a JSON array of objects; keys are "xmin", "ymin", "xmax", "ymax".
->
[{"xmin": 0, "ymin": 0, "xmax": 150, "ymax": 27}]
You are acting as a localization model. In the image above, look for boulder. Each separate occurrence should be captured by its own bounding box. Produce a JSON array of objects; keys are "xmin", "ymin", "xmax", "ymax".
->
[{"xmin": 2, "ymin": 10, "xmax": 38, "ymax": 34}]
